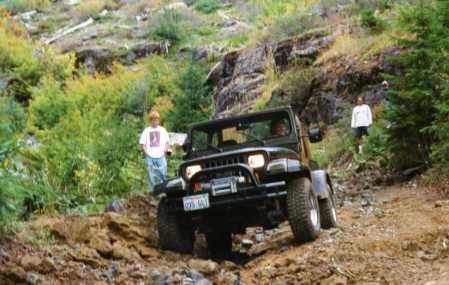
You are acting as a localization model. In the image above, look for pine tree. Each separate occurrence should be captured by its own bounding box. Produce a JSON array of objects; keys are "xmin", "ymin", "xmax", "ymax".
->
[
  {"xmin": 384, "ymin": 0, "xmax": 449, "ymax": 169},
  {"xmin": 167, "ymin": 61, "xmax": 211, "ymax": 132}
]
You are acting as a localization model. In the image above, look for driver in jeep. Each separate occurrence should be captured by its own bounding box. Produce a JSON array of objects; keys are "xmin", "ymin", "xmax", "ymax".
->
[{"xmin": 271, "ymin": 119, "xmax": 289, "ymax": 137}]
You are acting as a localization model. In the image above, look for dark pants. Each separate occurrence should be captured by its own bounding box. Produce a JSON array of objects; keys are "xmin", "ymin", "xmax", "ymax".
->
[{"xmin": 355, "ymin": 126, "xmax": 369, "ymax": 139}]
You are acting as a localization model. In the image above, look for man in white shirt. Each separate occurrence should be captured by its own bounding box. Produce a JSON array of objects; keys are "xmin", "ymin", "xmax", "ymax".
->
[
  {"xmin": 351, "ymin": 96, "xmax": 373, "ymax": 153},
  {"xmin": 139, "ymin": 111, "xmax": 171, "ymax": 190}
]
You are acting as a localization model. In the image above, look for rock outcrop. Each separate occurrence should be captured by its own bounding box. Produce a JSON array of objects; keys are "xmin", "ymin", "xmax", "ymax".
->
[
  {"xmin": 74, "ymin": 42, "xmax": 169, "ymax": 73},
  {"xmin": 209, "ymin": 30, "xmax": 398, "ymax": 123},
  {"xmin": 208, "ymin": 30, "xmax": 336, "ymax": 118}
]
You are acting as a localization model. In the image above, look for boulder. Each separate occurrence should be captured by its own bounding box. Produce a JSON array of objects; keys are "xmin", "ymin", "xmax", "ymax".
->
[
  {"xmin": 25, "ymin": 272, "xmax": 42, "ymax": 285},
  {"xmin": 187, "ymin": 259, "xmax": 219, "ymax": 275},
  {"xmin": 321, "ymin": 274, "xmax": 348, "ymax": 285},
  {"xmin": 133, "ymin": 243, "xmax": 160, "ymax": 258},
  {"xmin": 179, "ymin": 45, "xmax": 226, "ymax": 60},
  {"xmin": 112, "ymin": 242, "xmax": 141, "ymax": 261},
  {"xmin": 89, "ymin": 231, "xmax": 113, "ymax": 256},
  {"xmin": 40, "ymin": 257, "xmax": 56, "ymax": 273},
  {"xmin": 20, "ymin": 255, "xmax": 42, "ymax": 271},
  {"xmin": 0, "ymin": 263, "xmax": 27, "ymax": 283},
  {"xmin": 49, "ymin": 217, "xmax": 93, "ymax": 244},
  {"xmin": 75, "ymin": 42, "xmax": 168, "ymax": 73},
  {"xmin": 153, "ymin": 268, "xmax": 212, "ymax": 285},
  {"xmin": 69, "ymin": 245, "xmax": 104, "ymax": 268}
]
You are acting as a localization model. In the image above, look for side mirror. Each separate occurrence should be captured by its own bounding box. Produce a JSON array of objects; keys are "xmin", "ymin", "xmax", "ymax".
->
[
  {"xmin": 182, "ymin": 142, "xmax": 191, "ymax": 152},
  {"xmin": 308, "ymin": 127, "xmax": 323, "ymax": 143}
]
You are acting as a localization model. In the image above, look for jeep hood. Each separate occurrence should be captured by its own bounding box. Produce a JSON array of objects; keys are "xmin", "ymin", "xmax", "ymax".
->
[{"xmin": 182, "ymin": 147, "xmax": 298, "ymax": 166}]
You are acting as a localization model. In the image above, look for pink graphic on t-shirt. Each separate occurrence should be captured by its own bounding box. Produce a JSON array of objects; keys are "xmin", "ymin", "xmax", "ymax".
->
[{"xmin": 149, "ymin": 131, "xmax": 160, "ymax": 147}]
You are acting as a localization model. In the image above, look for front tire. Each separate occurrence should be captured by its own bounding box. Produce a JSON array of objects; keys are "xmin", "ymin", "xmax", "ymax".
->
[
  {"xmin": 287, "ymin": 177, "xmax": 321, "ymax": 243},
  {"xmin": 206, "ymin": 231, "xmax": 232, "ymax": 260},
  {"xmin": 157, "ymin": 198, "xmax": 194, "ymax": 254},
  {"xmin": 319, "ymin": 183, "xmax": 338, "ymax": 229}
]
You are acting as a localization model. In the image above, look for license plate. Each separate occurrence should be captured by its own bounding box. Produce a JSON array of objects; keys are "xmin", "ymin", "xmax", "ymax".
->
[{"xmin": 183, "ymin": 194, "xmax": 210, "ymax": 212}]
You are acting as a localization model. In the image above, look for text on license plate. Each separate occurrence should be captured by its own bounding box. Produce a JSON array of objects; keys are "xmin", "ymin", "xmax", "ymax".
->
[{"xmin": 183, "ymin": 194, "xmax": 210, "ymax": 212}]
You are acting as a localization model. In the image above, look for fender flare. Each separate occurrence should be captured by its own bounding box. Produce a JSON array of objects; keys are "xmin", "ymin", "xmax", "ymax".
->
[{"xmin": 311, "ymin": 170, "xmax": 331, "ymax": 200}]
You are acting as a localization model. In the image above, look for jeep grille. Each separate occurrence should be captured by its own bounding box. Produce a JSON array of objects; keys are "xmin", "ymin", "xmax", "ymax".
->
[{"xmin": 202, "ymin": 155, "xmax": 246, "ymax": 169}]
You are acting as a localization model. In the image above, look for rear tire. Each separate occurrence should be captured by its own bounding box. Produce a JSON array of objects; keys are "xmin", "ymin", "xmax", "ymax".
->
[
  {"xmin": 157, "ymin": 198, "xmax": 194, "ymax": 254},
  {"xmin": 287, "ymin": 177, "xmax": 321, "ymax": 243},
  {"xmin": 319, "ymin": 184, "xmax": 338, "ymax": 229},
  {"xmin": 206, "ymin": 231, "xmax": 232, "ymax": 260}
]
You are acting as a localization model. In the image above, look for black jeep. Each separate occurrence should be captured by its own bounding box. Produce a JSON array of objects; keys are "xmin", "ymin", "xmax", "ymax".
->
[{"xmin": 155, "ymin": 107, "xmax": 338, "ymax": 258}]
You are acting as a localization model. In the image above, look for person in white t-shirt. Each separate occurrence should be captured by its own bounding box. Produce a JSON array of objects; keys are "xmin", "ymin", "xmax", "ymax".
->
[
  {"xmin": 351, "ymin": 96, "xmax": 373, "ymax": 153},
  {"xmin": 139, "ymin": 111, "xmax": 171, "ymax": 190}
]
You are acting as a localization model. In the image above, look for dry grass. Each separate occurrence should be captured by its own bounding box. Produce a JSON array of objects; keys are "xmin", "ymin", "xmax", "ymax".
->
[
  {"xmin": 121, "ymin": 0, "xmax": 163, "ymax": 17},
  {"xmin": 74, "ymin": 0, "xmax": 118, "ymax": 20},
  {"xmin": 317, "ymin": 31, "xmax": 395, "ymax": 64},
  {"xmin": 252, "ymin": 49, "xmax": 279, "ymax": 111}
]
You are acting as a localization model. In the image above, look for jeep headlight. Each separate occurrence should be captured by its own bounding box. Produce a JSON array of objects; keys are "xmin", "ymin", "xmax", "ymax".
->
[
  {"xmin": 186, "ymin": 164, "xmax": 202, "ymax": 179},
  {"xmin": 248, "ymin": 154, "xmax": 265, "ymax": 169}
]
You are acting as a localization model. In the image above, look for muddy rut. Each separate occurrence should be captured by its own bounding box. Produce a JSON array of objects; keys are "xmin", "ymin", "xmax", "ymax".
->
[{"xmin": 1, "ymin": 186, "xmax": 449, "ymax": 285}]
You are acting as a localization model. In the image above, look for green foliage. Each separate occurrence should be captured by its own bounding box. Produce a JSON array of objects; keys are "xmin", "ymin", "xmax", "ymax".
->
[
  {"xmin": 278, "ymin": 62, "xmax": 318, "ymax": 109},
  {"xmin": 0, "ymin": 96, "xmax": 26, "ymax": 140},
  {"xmin": 29, "ymin": 77, "xmax": 69, "ymax": 130},
  {"xmin": 2, "ymin": 0, "xmax": 51, "ymax": 14},
  {"xmin": 148, "ymin": 9, "xmax": 193, "ymax": 45},
  {"xmin": 311, "ymin": 109, "xmax": 355, "ymax": 168},
  {"xmin": 358, "ymin": 117, "xmax": 390, "ymax": 166},
  {"xmin": 383, "ymin": 0, "xmax": 449, "ymax": 170},
  {"xmin": 26, "ymin": 67, "xmax": 146, "ymax": 210},
  {"xmin": 75, "ymin": 0, "xmax": 118, "ymax": 20},
  {"xmin": 360, "ymin": 10, "xmax": 386, "ymax": 32},
  {"xmin": 166, "ymin": 59, "xmax": 211, "ymax": 132},
  {"xmin": 194, "ymin": 0, "xmax": 222, "ymax": 14},
  {"xmin": 0, "ymin": 14, "xmax": 74, "ymax": 102},
  {"xmin": 124, "ymin": 55, "xmax": 180, "ymax": 116},
  {"xmin": 0, "ymin": 97, "xmax": 28, "ymax": 232},
  {"xmin": 242, "ymin": 0, "xmax": 322, "ymax": 44}
]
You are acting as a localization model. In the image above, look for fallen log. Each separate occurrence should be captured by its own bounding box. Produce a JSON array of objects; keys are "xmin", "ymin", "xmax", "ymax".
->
[{"xmin": 43, "ymin": 18, "xmax": 94, "ymax": 45}]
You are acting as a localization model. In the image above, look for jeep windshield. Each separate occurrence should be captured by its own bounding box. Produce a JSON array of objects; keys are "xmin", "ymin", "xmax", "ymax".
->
[{"xmin": 189, "ymin": 111, "xmax": 292, "ymax": 153}]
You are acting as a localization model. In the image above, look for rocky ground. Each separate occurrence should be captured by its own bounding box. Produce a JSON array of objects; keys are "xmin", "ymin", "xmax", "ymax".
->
[
  {"xmin": 2, "ymin": 2, "xmax": 448, "ymax": 285},
  {"xmin": 1, "ymin": 178, "xmax": 448, "ymax": 285}
]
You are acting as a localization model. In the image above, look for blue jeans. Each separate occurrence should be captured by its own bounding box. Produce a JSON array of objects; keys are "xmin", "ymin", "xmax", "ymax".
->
[{"xmin": 145, "ymin": 156, "xmax": 167, "ymax": 191}]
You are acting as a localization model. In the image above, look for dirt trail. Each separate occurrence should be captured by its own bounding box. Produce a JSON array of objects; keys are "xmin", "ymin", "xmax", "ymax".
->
[
  {"xmin": 1, "ymin": 186, "xmax": 449, "ymax": 285},
  {"xmin": 240, "ymin": 187, "xmax": 449, "ymax": 285}
]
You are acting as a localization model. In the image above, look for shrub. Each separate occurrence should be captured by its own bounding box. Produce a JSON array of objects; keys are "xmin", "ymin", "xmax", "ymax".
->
[
  {"xmin": 0, "ymin": 12, "xmax": 74, "ymax": 102},
  {"xmin": 26, "ymin": 65, "xmax": 146, "ymax": 210},
  {"xmin": 194, "ymin": 0, "xmax": 222, "ymax": 14},
  {"xmin": 279, "ymin": 63, "xmax": 318, "ymax": 107},
  {"xmin": 0, "ymin": 97, "xmax": 28, "ymax": 233},
  {"xmin": 28, "ymin": 77, "xmax": 69, "ymax": 130},
  {"xmin": 360, "ymin": 118, "xmax": 389, "ymax": 166},
  {"xmin": 3, "ymin": 0, "xmax": 51, "ymax": 14},
  {"xmin": 0, "ymin": 96, "xmax": 26, "ymax": 140},
  {"xmin": 124, "ymin": 55, "xmax": 180, "ymax": 117},
  {"xmin": 75, "ymin": 0, "xmax": 117, "ymax": 20},
  {"xmin": 360, "ymin": 10, "xmax": 385, "ymax": 32},
  {"xmin": 149, "ymin": 9, "xmax": 189, "ymax": 45}
]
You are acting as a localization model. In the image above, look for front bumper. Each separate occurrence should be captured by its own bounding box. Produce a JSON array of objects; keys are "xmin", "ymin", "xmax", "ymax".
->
[{"xmin": 163, "ymin": 164, "xmax": 288, "ymax": 212}]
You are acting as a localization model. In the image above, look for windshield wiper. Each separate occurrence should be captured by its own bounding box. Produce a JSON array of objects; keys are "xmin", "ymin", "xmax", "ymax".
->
[{"xmin": 207, "ymin": 143, "xmax": 223, "ymax": 153}]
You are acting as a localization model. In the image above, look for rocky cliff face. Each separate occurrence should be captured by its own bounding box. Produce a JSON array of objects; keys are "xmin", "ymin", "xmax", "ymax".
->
[{"xmin": 208, "ymin": 30, "xmax": 399, "ymax": 124}]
